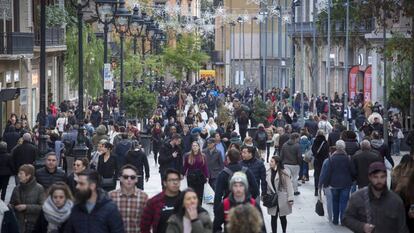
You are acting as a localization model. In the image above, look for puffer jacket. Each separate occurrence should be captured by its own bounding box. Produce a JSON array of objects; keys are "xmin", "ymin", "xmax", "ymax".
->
[
  {"xmin": 10, "ymin": 178, "xmax": 44, "ymax": 233},
  {"xmin": 64, "ymin": 189, "xmax": 124, "ymax": 233},
  {"xmin": 35, "ymin": 167, "xmax": 67, "ymax": 190},
  {"xmin": 344, "ymin": 139, "xmax": 360, "ymax": 157},
  {"xmin": 166, "ymin": 209, "xmax": 212, "ymax": 233}
]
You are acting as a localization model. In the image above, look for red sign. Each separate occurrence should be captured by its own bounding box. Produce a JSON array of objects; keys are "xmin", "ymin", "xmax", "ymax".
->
[
  {"xmin": 348, "ymin": 66, "xmax": 359, "ymax": 100},
  {"xmin": 364, "ymin": 66, "xmax": 372, "ymax": 103}
]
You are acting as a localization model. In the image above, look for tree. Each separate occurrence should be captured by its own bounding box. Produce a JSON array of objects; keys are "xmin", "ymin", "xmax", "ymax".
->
[
  {"xmin": 64, "ymin": 25, "xmax": 104, "ymax": 98},
  {"xmin": 123, "ymin": 86, "xmax": 157, "ymax": 120},
  {"xmin": 162, "ymin": 33, "xmax": 209, "ymax": 82},
  {"xmin": 251, "ymin": 97, "xmax": 270, "ymax": 127}
]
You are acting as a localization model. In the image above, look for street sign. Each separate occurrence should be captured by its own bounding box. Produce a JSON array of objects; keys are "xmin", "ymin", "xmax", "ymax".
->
[{"xmin": 103, "ymin": 63, "xmax": 113, "ymax": 90}]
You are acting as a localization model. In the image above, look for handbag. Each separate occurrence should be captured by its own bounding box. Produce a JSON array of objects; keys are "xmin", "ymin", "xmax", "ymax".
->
[
  {"xmin": 187, "ymin": 169, "xmax": 206, "ymax": 184},
  {"xmin": 303, "ymin": 149, "xmax": 313, "ymax": 163},
  {"xmin": 101, "ymin": 177, "xmax": 115, "ymax": 188},
  {"xmin": 262, "ymin": 192, "xmax": 278, "ymax": 208},
  {"xmin": 315, "ymin": 199, "xmax": 324, "ymax": 216}
]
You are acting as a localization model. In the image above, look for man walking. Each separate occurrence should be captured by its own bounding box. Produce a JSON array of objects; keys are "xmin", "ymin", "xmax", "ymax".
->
[
  {"xmin": 109, "ymin": 165, "xmax": 148, "ymax": 233},
  {"xmin": 352, "ymin": 140, "xmax": 381, "ymax": 189},
  {"xmin": 65, "ymin": 170, "xmax": 124, "ymax": 233},
  {"xmin": 35, "ymin": 152, "xmax": 66, "ymax": 190},
  {"xmin": 343, "ymin": 162, "xmax": 409, "ymax": 233},
  {"xmin": 141, "ymin": 168, "xmax": 181, "ymax": 233},
  {"xmin": 158, "ymin": 134, "xmax": 182, "ymax": 184},
  {"xmin": 280, "ymin": 133, "xmax": 302, "ymax": 195}
]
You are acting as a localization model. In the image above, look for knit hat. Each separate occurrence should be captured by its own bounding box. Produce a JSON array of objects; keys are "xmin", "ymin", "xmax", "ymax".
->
[{"xmin": 229, "ymin": 171, "xmax": 249, "ymax": 190}]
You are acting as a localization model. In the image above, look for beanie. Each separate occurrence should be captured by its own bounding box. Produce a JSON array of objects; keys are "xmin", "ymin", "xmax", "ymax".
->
[{"xmin": 229, "ymin": 171, "xmax": 249, "ymax": 190}]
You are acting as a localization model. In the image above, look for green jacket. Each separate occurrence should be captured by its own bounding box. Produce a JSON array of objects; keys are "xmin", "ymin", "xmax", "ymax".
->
[
  {"xmin": 166, "ymin": 210, "xmax": 212, "ymax": 233},
  {"xmin": 10, "ymin": 178, "xmax": 44, "ymax": 233}
]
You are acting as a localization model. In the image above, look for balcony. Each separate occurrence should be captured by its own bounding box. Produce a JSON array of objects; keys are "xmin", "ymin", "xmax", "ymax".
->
[
  {"xmin": 288, "ymin": 22, "xmax": 317, "ymax": 37},
  {"xmin": 0, "ymin": 32, "xmax": 34, "ymax": 55},
  {"xmin": 318, "ymin": 19, "xmax": 375, "ymax": 36},
  {"xmin": 35, "ymin": 27, "xmax": 65, "ymax": 46},
  {"xmin": 211, "ymin": 50, "xmax": 224, "ymax": 65}
]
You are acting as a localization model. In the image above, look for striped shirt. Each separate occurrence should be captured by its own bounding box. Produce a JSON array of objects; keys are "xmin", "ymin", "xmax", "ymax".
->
[{"xmin": 109, "ymin": 188, "xmax": 148, "ymax": 233}]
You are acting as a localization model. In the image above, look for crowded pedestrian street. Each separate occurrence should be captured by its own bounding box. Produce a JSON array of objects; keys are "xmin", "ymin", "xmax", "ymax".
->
[{"xmin": 1, "ymin": 0, "xmax": 414, "ymax": 233}]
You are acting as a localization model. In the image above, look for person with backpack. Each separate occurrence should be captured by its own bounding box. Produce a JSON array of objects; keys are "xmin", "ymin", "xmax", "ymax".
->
[
  {"xmin": 213, "ymin": 171, "xmax": 265, "ymax": 233},
  {"xmin": 213, "ymin": 149, "xmax": 259, "ymax": 214},
  {"xmin": 318, "ymin": 114, "xmax": 333, "ymax": 140},
  {"xmin": 254, "ymin": 124, "xmax": 267, "ymax": 161},
  {"xmin": 124, "ymin": 144, "xmax": 150, "ymax": 190},
  {"xmin": 113, "ymin": 132, "xmax": 132, "ymax": 169}
]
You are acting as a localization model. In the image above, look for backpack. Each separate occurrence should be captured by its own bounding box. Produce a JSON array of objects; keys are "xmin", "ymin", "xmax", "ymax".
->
[
  {"xmin": 223, "ymin": 197, "xmax": 256, "ymax": 221},
  {"xmin": 223, "ymin": 167, "xmax": 248, "ymax": 197},
  {"xmin": 256, "ymin": 131, "xmax": 267, "ymax": 144},
  {"xmin": 115, "ymin": 140, "xmax": 132, "ymax": 158}
]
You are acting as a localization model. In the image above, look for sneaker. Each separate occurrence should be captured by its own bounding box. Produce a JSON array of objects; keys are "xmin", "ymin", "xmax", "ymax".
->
[{"xmin": 294, "ymin": 191, "xmax": 300, "ymax": 196}]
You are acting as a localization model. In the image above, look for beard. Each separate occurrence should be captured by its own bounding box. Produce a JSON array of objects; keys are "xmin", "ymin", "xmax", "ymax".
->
[
  {"xmin": 75, "ymin": 188, "xmax": 92, "ymax": 203},
  {"xmin": 371, "ymin": 182, "xmax": 386, "ymax": 192}
]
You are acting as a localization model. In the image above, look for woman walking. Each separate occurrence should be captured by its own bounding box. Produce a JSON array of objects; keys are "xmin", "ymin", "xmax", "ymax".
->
[
  {"xmin": 10, "ymin": 164, "xmax": 45, "ymax": 233},
  {"xmin": 265, "ymin": 156, "xmax": 294, "ymax": 233},
  {"xmin": 182, "ymin": 142, "xmax": 209, "ymax": 203},
  {"xmin": 33, "ymin": 182, "xmax": 74, "ymax": 233},
  {"xmin": 151, "ymin": 122, "xmax": 164, "ymax": 165},
  {"xmin": 67, "ymin": 158, "xmax": 89, "ymax": 194},
  {"xmin": 97, "ymin": 142, "xmax": 118, "ymax": 192},
  {"xmin": 166, "ymin": 188, "xmax": 212, "ymax": 233},
  {"xmin": 311, "ymin": 130, "xmax": 329, "ymax": 196}
]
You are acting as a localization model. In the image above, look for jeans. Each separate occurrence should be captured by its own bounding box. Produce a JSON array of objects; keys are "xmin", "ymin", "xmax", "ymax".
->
[
  {"xmin": 323, "ymin": 187, "xmax": 333, "ymax": 222},
  {"xmin": 392, "ymin": 138, "xmax": 401, "ymax": 155},
  {"xmin": 284, "ymin": 164, "xmax": 300, "ymax": 192},
  {"xmin": 0, "ymin": 175, "xmax": 9, "ymax": 201},
  {"xmin": 299, "ymin": 160, "xmax": 309, "ymax": 179},
  {"xmin": 331, "ymin": 187, "xmax": 351, "ymax": 224}
]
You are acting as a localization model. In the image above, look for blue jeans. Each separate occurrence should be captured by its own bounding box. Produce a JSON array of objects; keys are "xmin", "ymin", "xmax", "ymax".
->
[
  {"xmin": 299, "ymin": 160, "xmax": 309, "ymax": 178},
  {"xmin": 331, "ymin": 187, "xmax": 351, "ymax": 224},
  {"xmin": 392, "ymin": 138, "xmax": 401, "ymax": 155}
]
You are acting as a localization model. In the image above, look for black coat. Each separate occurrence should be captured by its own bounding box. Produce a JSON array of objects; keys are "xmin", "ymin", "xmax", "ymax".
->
[
  {"xmin": 12, "ymin": 142, "xmax": 39, "ymax": 174},
  {"xmin": 3, "ymin": 131, "xmax": 20, "ymax": 153},
  {"xmin": 352, "ymin": 150, "xmax": 381, "ymax": 188},
  {"xmin": 311, "ymin": 135, "xmax": 329, "ymax": 172},
  {"xmin": 33, "ymin": 209, "xmax": 67, "ymax": 233},
  {"xmin": 0, "ymin": 149, "xmax": 14, "ymax": 176},
  {"xmin": 125, "ymin": 149, "xmax": 150, "ymax": 179},
  {"xmin": 64, "ymin": 190, "xmax": 124, "ymax": 233},
  {"xmin": 35, "ymin": 167, "xmax": 67, "ymax": 190},
  {"xmin": 1, "ymin": 205, "xmax": 19, "ymax": 233},
  {"xmin": 304, "ymin": 119, "xmax": 318, "ymax": 137},
  {"xmin": 328, "ymin": 129, "xmax": 341, "ymax": 147},
  {"xmin": 158, "ymin": 141, "xmax": 182, "ymax": 175}
]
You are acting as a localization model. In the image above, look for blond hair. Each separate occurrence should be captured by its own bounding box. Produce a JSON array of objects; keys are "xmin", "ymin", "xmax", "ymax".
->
[{"xmin": 226, "ymin": 204, "xmax": 263, "ymax": 233}]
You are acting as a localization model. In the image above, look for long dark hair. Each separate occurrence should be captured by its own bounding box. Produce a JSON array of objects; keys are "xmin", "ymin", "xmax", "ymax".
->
[
  {"xmin": 271, "ymin": 155, "xmax": 288, "ymax": 190},
  {"xmin": 173, "ymin": 188, "xmax": 204, "ymax": 218}
]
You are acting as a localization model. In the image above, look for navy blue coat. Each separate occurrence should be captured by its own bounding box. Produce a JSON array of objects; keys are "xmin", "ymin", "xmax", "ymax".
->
[
  {"xmin": 324, "ymin": 152, "xmax": 355, "ymax": 189},
  {"xmin": 64, "ymin": 189, "xmax": 124, "ymax": 233},
  {"xmin": 240, "ymin": 157, "xmax": 267, "ymax": 194}
]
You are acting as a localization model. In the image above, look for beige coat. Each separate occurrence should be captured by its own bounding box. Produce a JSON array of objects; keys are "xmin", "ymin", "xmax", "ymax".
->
[{"xmin": 265, "ymin": 168, "xmax": 294, "ymax": 216}]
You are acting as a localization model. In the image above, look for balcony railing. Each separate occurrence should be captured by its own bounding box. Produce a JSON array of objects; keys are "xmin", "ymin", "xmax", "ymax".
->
[
  {"xmin": 35, "ymin": 27, "xmax": 65, "ymax": 46},
  {"xmin": 0, "ymin": 32, "xmax": 34, "ymax": 54},
  {"xmin": 288, "ymin": 19, "xmax": 375, "ymax": 37}
]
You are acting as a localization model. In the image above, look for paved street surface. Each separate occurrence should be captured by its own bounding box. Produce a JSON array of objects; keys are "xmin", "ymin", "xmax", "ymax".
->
[{"xmin": 4, "ymin": 153, "xmax": 403, "ymax": 233}]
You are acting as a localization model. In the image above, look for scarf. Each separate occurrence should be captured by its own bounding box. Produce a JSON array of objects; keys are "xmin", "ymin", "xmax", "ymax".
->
[{"xmin": 42, "ymin": 196, "xmax": 73, "ymax": 233}]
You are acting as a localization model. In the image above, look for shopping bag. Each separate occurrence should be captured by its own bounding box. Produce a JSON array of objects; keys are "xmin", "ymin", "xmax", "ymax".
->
[{"xmin": 203, "ymin": 183, "xmax": 215, "ymax": 204}]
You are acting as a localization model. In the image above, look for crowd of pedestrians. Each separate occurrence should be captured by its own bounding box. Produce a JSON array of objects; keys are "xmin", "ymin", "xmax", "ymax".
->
[{"xmin": 0, "ymin": 79, "xmax": 412, "ymax": 233}]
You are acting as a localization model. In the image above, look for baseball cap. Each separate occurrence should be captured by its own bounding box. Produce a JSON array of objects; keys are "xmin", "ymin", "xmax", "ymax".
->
[{"xmin": 368, "ymin": 162, "xmax": 387, "ymax": 175}]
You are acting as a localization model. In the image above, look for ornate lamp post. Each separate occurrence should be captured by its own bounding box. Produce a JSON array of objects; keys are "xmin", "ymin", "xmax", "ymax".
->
[
  {"xmin": 114, "ymin": 0, "xmax": 131, "ymax": 121},
  {"xmin": 95, "ymin": 0, "xmax": 117, "ymax": 126},
  {"xmin": 130, "ymin": 5, "xmax": 146, "ymax": 55}
]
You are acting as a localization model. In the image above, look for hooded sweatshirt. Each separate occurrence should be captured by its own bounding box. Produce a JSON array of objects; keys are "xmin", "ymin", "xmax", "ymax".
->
[{"xmin": 280, "ymin": 140, "xmax": 302, "ymax": 166}]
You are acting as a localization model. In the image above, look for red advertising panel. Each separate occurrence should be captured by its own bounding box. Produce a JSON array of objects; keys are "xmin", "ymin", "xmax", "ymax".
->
[
  {"xmin": 348, "ymin": 66, "xmax": 359, "ymax": 100},
  {"xmin": 364, "ymin": 66, "xmax": 372, "ymax": 103}
]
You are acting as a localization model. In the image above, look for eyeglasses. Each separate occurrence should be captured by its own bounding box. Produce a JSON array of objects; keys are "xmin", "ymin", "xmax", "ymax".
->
[
  {"xmin": 121, "ymin": 175, "xmax": 137, "ymax": 180},
  {"xmin": 166, "ymin": 178, "xmax": 180, "ymax": 183}
]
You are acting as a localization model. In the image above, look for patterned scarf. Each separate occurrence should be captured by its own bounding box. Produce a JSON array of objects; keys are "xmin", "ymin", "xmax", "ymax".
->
[{"xmin": 42, "ymin": 196, "xmax": 73, "ymax": 233}]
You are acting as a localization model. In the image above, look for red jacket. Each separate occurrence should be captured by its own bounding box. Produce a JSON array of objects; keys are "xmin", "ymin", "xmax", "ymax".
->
[{"xmin": 140, "ymin": 192, "xmax": 166, "ymax": 233}]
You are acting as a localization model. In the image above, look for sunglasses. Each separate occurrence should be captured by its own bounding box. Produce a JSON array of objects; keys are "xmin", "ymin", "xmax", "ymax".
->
[{"xmin": 121, "ymin": 175, "xmax": 137, "ymax": 180}]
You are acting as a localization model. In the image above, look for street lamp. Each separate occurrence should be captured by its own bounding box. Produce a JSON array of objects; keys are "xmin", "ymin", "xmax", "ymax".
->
[
  {"xmin": 70, "ymin": 0, "xmax": 90, "ymax": 122},
  {"xmin": 114, "ymin": 0, "xmax": 131, "ymax": 122},
  {"xmin": 130, "ymin": 5, "xmax": 146, "ymax": 55},
  {"xmin": 95, "ymin": 0, "xmax": 117, "ymax": 126},
  {"xmin": 290, "ymin": 0, "xmax": 301, "ymax": 104}
]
